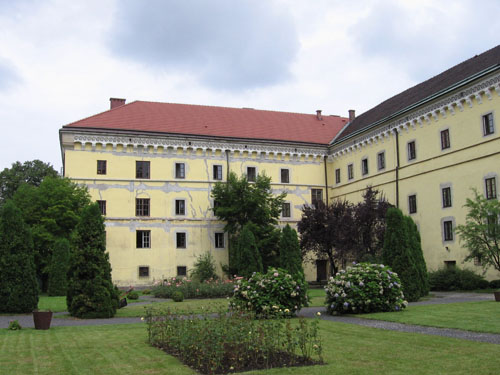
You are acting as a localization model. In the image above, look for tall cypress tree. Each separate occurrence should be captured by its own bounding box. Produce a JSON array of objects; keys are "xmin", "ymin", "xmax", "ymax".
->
[
  {"xmin": 382, "ymin": 207, "xmax": 421, "ymax": 302},
  {"xmin": 279, "ymin": 224, "xmax": 304, "ymax": 280},
  {"xmin": 405, "ymin": 216, "xmax": 429, "ymax": 297},
  {"xmin": 48, "ymin": 238, "xmax": 71, "ymax": 296},
  {"xmin": 0, "ymin": 201, "xmax": 39, "ymax": 313},
  {"xmin": 67, "ymin": 203, "xmax": 119, "ymax": 318},
  {"xmin": 236, "ymin": 223, "xmax": 263, "ymax": 277}
]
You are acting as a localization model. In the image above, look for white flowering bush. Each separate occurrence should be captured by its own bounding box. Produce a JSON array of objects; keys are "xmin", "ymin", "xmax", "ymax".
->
[
  {"xmin": 231, "ymin": 268, "xmax": 309, "ymax": 318},
  {"xmin": 325, "ymin": 263, "xmax": 408, "ymax": 315}
]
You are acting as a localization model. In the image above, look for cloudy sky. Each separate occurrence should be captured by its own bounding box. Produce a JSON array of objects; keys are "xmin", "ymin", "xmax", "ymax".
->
[{"xmin": 0, "ymin": 0, "xmax": 499, "ymax": 172}]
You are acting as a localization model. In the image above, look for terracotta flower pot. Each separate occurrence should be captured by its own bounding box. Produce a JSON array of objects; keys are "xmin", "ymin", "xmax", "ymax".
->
[
  {"xmin": 494, "ymin": 291, "xmax": 500, "ymax": 302},
  {"xmin": 33, "ymin": 311, "xmax": 53, "ymax": 330}
]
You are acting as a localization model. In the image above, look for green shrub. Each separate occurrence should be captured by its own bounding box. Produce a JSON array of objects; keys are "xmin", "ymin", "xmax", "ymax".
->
[
  {"xmin": 8, "ymin": 320, "xmax": 22, "ymax": 330},
  {"xmin": 67, "ymin": 203, "xmax": 119, "ymax": 318},
  {"xmin": 152, "ymin": 278, "xmax": 235, "ymax": 299},
  {"xmin": 234, "ymin": 223, "xmax": 263, "ymax": 277},
  {"xmin": 325, "ymin": 263, "xmax": 408, "ymax": 314},
  {"xmin": 230, "ymin": 268, "xmax": 309, "ymax": 318},
  {"xmin": 490, "ymin": 279, "xmax": 500, "ymax": 289},
  {"xmin": 189, "ymin": 251, "xmax": 218, "ymax": 282},
  {"xmin": 145, "ymin": 307, "xmax": 323, "ymax": 374},
  {"xmin": 382, "ymin": 208, "xmax": 423, "ymax": 302},
  {"xmin": 428, "ymin": 267, "xmax": 489, "ymax": 291},
  {"xmin": 279, "ymin": 224, "xmax": 304, "ymax": 281},
  {"xmin": 127, "ymin": 291, "xmax": 139, "ymax": 300},
  {"xmin": 47, "ymin": 238, "xmax": 71, "ymax": 296},
  {"xmin": 142, "ymin": 289, "xmax": 151, "ymax": 295},
  {"xmin": 0, "ymin": 201, "xmax": 39, "ymax": 313},
  {"xmin": 172, "ymin": 291, "xmax": 184, "ymax": 302}
]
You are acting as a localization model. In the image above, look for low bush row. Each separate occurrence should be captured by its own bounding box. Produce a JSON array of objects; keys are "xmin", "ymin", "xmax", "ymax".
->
[
  {"xmin": 152, "ymin": 278, "xmax": 235, "ymax": 299},
  {"xmin": 145, "ymin": 307, "xmax": 323, "ymax": 374},
  {"xmin": 428, "ymin": 267, "xmax": 491, "ymax": 291}
]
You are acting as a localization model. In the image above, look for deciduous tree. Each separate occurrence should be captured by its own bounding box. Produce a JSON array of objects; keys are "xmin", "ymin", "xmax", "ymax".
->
[{"xmin": 455, "ymin": 189, "xmax": 500, "ymax": 273}]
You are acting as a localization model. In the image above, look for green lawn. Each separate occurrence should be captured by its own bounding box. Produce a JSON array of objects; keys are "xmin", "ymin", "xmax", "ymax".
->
[
  {"xmin": 308, "ymin": 288, "xmax": 326, "ymax": 307},
  {"xmin": 361, "ymin": 301, "xmax": 500, "ymax": 334},
  {"xmin": 1, "ymin": 320, "xmax": 499, "ymax": 374},
  {"xmin": 115, "ymin": 298, "xmax": 229, "ymax": 317}
]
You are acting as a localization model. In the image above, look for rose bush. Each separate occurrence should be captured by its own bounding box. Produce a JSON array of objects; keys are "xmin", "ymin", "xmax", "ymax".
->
[
  {"xmin": 325, "ymin": 263, "xmax": 407, "ymax": 314},
  {"xmin": 230, "ymin": 268, "xmax": 308, "ymax": 318}
]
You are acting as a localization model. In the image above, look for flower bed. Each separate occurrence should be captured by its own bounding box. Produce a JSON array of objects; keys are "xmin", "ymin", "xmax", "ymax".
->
[
  {"xmin": 145, "ymin": 307, "xmax": 323, "ymax": 374},
  {"xmin": 152, "ymin": 277, "xmax": 235, "ymax": 299},
  {"xmin": 325, "ymin": 263, "xmax": 408, "ymax": 314},
  {"xmin": 230, "ymin": 268, "xmax": 309, "ymax": 318}
]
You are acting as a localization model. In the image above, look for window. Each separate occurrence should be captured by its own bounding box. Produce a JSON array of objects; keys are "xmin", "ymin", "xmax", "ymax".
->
[
  {"xmin": 282, "ymin": 202, "xmax": 291, "ymax": 218},
  {"xmin": 408, "ymin": 195, "xmax": 417, "ymax": 214},
  {"xmin": 177, "ymin": 266, "xmax": 187, "ymax": 277},
  {"xmin": 136, "ymin": 161, "xmax": 150, "ymax": 179},
  {"xmin": 377, "ymin": 152, "xmax": 385, "ymax": 170},
  {"xmin": 213, "ymin": 165, "xmax": 222, "ymax": 180},
  {"xmin": 176, "ymin": 232, "xmax": 186, "ymax": 248},
  {"xmin": 485, "ymin": 177, "xmax": 497, "ymax": 199},
  {"xmin": 215, "ymin": 233, "xmax": 225, "ymax": 248},
  {"xmin": 97, "ymin": 160, "xmax": 107, "ymax": 175},
  {"xmin": 335, "ymin": 168, "xmax": 341, "ymax": 184},
  {"xmin": 347, "ymin": 164, "xmax": 354, "ymax": 180},
  {"xmin": 361, "ymin": 158, "xmax": 369, "ymax": 176},
  {"xmin": 311, "ymin": 189, "xmax": 323, "ymax": 207},
  {"xmin": 407, "ymin": 141, "xmax": 416, "ymax": 161},
  {"xmin": 444, "ymin": 260, "xmax": 456, "ymax": 269},
  {"xmin": 247, "ymin": 167, "xmax": 256, "ymax": 182},
  {"xmin": 440, "ymin": 129, "xmax": 450, "ymax": 150},
  {"xmin": 136, "ymin": 230, "xmax": 151, "ymax": 248},
  {"xmin": 280, "ymin": 169, "xmax": 290, "ymax": 183},
  {"xmin": 138, "ymin": 266, "xmax": 150, "ymax": 277},
  {"xmin": 136, "ymin": 198, "xmax": 150, "ymax": 216},
  {"xmin": 443, "ymin": 221, "xmax": 453, "ymax": 241},
  {"xmin": 175, "ymin": 163, "xmax": 185, "ymax": 179},
  {"xmin": 97, "ymin": 200, "xmax": 106, "ymax": 215},
  {"xmin": 175, "ymin": 199, "xmax": 185, "ymax": 215},
  {"xmin": 213, "ymin": 199, "xmax": 221, "ymax": 209},
  {"xmin": 474, "ymin": 256, "xmax": 482, "ymax": 266},
  {"xmin": 483, "ymin": 113, "xmax": 494, "ymax": 136},
  {"xmin": 442, "ymin": 187, "xmax": 452, "ymax": 208},
  {"xmin": 487, "ymin": 215, "xmax": 498, "ymax": 237}
]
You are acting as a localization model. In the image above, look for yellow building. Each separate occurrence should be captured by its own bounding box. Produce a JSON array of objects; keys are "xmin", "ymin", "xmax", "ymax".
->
[{"xmin": 60, "ymin": 45, "xmax": 500, "ymax": 285}]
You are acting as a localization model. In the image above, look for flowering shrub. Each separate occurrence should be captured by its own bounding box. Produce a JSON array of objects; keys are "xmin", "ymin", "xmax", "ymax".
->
[
  {"xmin": 325, "ymin": 263, "xmax": 408, "ymax": 314},
  {"xmin": 231, "ymin": 268, "xmax": 308, "ymax": 318},
  {"xmin": 152, "ymin": 278, "xmax": 235, "ymax": 299}
]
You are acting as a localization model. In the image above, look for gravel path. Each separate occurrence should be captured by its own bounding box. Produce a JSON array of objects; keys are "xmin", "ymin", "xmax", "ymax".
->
[{"xmin": 1, "ymin": 292, "xmax": 498, "ymax": 345}]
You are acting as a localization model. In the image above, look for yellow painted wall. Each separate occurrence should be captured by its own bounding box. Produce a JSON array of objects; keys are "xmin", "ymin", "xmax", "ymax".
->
[{"xmin": 64, "ymin": 143, "xmax": 327, "ymax": 286}]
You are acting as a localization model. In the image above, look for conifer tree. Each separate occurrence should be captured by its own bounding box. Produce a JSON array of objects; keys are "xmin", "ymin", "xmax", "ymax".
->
[
  {"xmin": 48, "ymin": 238, "xmax": 71, "ymax": 296},
  {"xmin": 67, "ymin": 203, "xmax": 119, "ymax": 318},
  {"xmin": 405, "ymin": 216, "xmax": 429, "ymax": 296},
  {"xmin": 382, "ymin": 207, "xmax": 421, "ymax": 302},
  {"xmin": 235, "ymin": 223, "xmax": 263, "ymax": 277},
  {"xmin": 0, "ymin": 200, "xmax": 39, "ymax": 313},
  {"xmin": 279, "ymin": 224, "xmax": 304, "ymax": 280}
]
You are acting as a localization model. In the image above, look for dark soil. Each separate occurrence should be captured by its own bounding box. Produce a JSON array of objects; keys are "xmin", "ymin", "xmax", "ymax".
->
[{"xmin": 156, "ymin": 344, "xmax": 323, "ymax": 375}]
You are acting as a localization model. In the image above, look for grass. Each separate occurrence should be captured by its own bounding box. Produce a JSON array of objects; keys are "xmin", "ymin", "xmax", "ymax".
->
[
  {"xmin": 308, "ymin": 288, "xmax": 326, "ymax": 307},
  {"xmin": 361, "ymin": 301, "xmax": 500, "ymax": 334},
  {"xmin": 1, "ymin": 320, "xmax": 499, "ymax": 374},
  {"xmin": 115, "ymin": 298, "xmax": 229, "ymax": 317}
]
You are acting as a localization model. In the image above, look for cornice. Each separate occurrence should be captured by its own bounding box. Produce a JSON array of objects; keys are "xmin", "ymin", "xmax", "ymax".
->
[
  {"xmin": 63, "ymin": 132, "xmax": 328, "ymax": 160},
  {"xmin": 328, "ymin": 72, "xmax": 500, "ymax": 158}
]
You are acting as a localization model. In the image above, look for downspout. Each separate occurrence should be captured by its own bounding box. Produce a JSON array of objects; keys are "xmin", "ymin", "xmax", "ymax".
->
[
  {"xmin": 324, "ymin": 156, "xmax": 329, "ymax": 203},
  {"xmin": 225, "ymin": 149, "xmax": 231, "ymax": 271},
  {"xmin": 393, "ymin": 128, "xmax": 400, "ymax": 208}
]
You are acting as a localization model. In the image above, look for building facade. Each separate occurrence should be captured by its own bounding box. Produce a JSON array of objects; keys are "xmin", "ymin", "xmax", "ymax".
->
[{"xmin": 60, "ymin": 46, "xmax": 500, "ymax": 285}]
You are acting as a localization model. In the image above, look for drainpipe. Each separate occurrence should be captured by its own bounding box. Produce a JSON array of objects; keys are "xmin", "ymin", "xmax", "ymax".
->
[
  {"xmin": 324, "ymin": 156, "xmax": 329, "ymax": 203},
  {"xmin": 393, "ymin": 128, "xmax": 400, "ymax": 208}
]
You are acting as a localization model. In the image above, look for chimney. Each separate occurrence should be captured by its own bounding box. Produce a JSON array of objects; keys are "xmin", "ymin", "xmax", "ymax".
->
[
  {"xmin": 348, "ymin": 109, "xmax": 356, "ymax": 122},
  {"xmin": 316, "ymin": 110, "xmax": 323, "ymax": 121},
  {"xmin": 110, "ymin": 98, "xmax": 126, "ymax": 109}
]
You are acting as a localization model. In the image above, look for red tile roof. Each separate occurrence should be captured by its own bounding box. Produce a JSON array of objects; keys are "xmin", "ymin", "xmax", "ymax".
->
[{"xmin": 64, "ymin": 101, "xmax": 348, "ymax": 145}]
